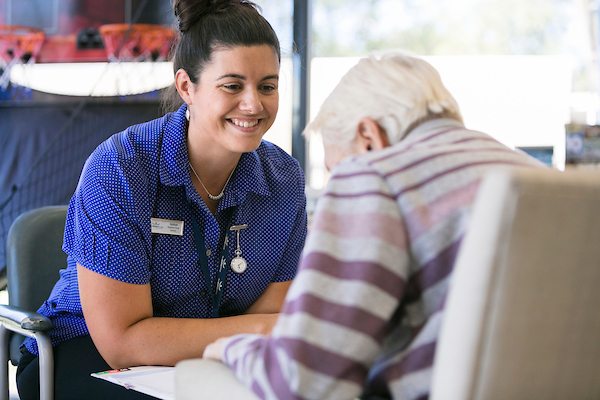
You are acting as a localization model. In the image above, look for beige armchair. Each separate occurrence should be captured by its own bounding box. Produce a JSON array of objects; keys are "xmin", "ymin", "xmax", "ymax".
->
[{"xmin": 431, "ymin": 168, "xmax": 600, "ymax": 400}]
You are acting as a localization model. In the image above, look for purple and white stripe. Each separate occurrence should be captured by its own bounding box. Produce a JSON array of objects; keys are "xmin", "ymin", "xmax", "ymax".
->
[{"xmin": 223, "ymin": 119, "xmax": 544, "ymax": 400}]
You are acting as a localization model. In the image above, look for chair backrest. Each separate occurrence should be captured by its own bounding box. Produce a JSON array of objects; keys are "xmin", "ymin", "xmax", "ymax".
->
[
  {"xmin": 430, "ymin": 168, "xmax": 600, "ymax": 400},
  {"xmin": 5, "ymin": 205, "xmax": 68, "ymax": 362}
]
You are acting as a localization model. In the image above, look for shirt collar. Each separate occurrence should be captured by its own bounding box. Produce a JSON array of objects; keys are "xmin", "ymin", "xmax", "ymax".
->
[
  {"xmin": 403, "ymin": 118, "xmax": 465, "ymax": 143},
  {"xmin": 219, "ymin": 147, "xmax": 271, "ymax": 210},
  {"xmin": 159, "ymin": 104, "xmax": 189, "ymax": 187},
  {"xmin": 159, "ymin": 104, "xmax": 271, "ymax": 207}
]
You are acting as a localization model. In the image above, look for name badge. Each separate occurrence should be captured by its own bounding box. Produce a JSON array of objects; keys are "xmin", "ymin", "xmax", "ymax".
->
[{"xmin": 151, "ymin": 218, "xmax": 184, "ymax": 236}]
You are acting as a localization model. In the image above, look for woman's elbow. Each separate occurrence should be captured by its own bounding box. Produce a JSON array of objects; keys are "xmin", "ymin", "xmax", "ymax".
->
[{"xmin": 89, "ymin": 328, "xmax": 142, "ymax": 369}]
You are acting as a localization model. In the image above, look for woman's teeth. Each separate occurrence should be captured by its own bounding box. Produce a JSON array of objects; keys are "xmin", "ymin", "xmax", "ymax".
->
[{"xmin": 231, "ymin": 119, "xmax": 259, "ymax": 128}]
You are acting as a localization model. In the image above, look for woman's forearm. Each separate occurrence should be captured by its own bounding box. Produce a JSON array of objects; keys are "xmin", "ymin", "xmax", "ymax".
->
[{"xmin": 99, "ymin": 312, "xmax": 278, "ymax": 369}]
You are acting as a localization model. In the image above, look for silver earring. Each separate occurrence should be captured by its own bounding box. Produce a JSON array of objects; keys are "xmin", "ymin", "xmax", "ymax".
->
[{"xmin": 185, "ymin": 108, "xmax": 190, "ymax": 121}]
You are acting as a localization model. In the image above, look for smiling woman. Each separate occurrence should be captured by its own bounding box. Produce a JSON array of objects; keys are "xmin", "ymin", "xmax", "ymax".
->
[{"xmin": 15, "ymin": 1, "xmax": 308, "ymax": 399}]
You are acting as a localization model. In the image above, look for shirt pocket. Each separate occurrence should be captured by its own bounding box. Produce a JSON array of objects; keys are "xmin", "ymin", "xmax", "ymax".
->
[{"xmin": 150, "ymin": 231, "xmax": 206, "ymax": 316}]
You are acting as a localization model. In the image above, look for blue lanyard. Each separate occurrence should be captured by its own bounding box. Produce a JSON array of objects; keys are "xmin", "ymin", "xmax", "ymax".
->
[{"xmin": 190, "ymin": 213, "xmax": 233, "ymax": 318}]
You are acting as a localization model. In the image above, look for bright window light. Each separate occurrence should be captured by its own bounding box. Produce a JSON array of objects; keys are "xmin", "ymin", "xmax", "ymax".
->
[{"xmin": 9, "ymin": 62, "xmax": 174, "ymax": 97}]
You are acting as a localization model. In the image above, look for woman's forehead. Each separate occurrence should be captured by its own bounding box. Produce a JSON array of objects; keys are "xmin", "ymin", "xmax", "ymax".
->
[{"xmin": 202, "ymin": 45, "xmax": 280, "ymax": 78}]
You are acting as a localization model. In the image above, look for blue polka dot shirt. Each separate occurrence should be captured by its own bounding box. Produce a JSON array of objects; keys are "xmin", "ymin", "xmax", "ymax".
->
[{"xmin": 24, "ymin": 104, "xmax": 308, "ymax": 355}]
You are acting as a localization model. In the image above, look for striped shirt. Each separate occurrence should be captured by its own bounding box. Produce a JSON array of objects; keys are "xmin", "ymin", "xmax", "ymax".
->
[{"xmin": 222, "ymin": 118, "xmax": 543, "ymax": 399}]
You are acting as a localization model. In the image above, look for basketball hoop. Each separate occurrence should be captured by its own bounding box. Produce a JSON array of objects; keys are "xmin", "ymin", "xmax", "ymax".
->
[
  {"xmin": 0, "ymin": 25, "xmax": 45, "ymax": 89},
  {"xmin": 99, "ymin": 24, "xmax": 176, "ymax": 63}
]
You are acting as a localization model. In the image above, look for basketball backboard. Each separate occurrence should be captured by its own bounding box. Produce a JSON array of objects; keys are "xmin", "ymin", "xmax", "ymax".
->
[{"xmin": 0, "ymin": 0, "xmax": 175, "ymax": 62}]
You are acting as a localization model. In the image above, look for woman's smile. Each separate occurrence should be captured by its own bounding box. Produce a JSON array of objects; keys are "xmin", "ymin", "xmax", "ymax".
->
[{"xmin": 228, "ymin": 117, "xmax": 261, "ymax": 129}]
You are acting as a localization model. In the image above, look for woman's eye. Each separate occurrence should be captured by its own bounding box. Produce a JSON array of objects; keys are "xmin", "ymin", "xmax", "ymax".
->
[
  {"xmin": 222, "ymin": 84, "xmax": 242, "ymax": 92},
  {"xmin": 260, "ymin": 85, "xmax": 277, "ymax": 94}
]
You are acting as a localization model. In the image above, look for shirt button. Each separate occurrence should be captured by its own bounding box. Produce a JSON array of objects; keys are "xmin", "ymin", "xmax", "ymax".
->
[
  {"xmin": 206, "ymin": 248, "xmax": 212, "ymax": 257},
  {"xmin": 200, "ymin": 289, "xmax": 208, "ymax": 298}
]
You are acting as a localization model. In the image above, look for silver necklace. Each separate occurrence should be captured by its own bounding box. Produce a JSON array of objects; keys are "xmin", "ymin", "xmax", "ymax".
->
[{"xmin": 189, "ymin": 161, "xmax": 235, "ymax": 201}]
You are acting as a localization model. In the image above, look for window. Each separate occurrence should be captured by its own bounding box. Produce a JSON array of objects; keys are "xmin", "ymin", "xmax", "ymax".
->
[
  {"xmin": 253, "ymin": 0, "xmax": 294, "ymax": 154},
  {"xmin": 308, "ymin": 0, "xmax": 594, "ymax": 188}
]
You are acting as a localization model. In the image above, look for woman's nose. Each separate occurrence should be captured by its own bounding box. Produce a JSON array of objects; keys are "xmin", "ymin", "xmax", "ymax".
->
[{"xmin": 239, "ymin": 89, "xmax": 264, "ymax": 113}]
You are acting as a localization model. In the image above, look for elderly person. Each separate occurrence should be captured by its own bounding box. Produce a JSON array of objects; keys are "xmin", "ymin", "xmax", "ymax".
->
[{"xmin": 204, "ymin": 52, "xmax": 542, "ymax": 399}]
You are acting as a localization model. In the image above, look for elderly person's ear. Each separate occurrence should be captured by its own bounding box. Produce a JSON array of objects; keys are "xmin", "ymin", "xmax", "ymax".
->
[{"xmin": 356, "ymin": 117, "xmax": 391, "ymax": 152}]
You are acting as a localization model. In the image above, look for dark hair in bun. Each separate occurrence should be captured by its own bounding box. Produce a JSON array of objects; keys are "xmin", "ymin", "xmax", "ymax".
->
[{"xmin": 163, "ymin": 0, "xmax": 280, "ymax": 111}]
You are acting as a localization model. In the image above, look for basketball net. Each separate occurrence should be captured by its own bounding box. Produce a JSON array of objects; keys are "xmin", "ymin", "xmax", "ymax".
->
[
  {"xmin": 99, "ymin": 24, "xmax": 175, "ymax": 63},
  {"xmin": 0, "ymin": 25, "xmax": 45, "ymax": 90},
  {"xmin": 95, "ymin": 23, "xmax": 176, "ymax": 96}
]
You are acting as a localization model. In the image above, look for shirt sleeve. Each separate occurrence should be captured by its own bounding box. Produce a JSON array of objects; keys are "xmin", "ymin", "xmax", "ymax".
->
[
  {"xmin": 63, "ymin": 140, "xmax": 151, "ymax": 284},
  {"xmin": 222, "ymin": 160, "xmax": 410, "ymax": 399}
]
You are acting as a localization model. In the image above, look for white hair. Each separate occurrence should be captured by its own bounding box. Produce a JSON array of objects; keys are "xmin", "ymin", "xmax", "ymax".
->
[{"xmin": 306, "ymin": 51, "xmax": 463, "ymax": 145}]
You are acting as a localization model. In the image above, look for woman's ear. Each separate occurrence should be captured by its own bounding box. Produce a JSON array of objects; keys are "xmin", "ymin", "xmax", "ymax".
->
[
  {"xmin": 355, "ymin": 117, "xmax": 391, "ymax": 152},
  {"xmin": 174, "ymin": 68, "xmax": 193, "ymax": 105}
]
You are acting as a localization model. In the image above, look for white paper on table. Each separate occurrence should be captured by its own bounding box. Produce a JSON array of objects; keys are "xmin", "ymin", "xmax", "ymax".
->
[{"xmin": 91, "ymin": 366, "xmax": 175, "ymax": 400}]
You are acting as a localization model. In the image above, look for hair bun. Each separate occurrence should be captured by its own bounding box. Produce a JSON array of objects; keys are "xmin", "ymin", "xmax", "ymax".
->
[{"xmin": 174, "ymin": 0, "xmax": 242, "ymax": 33}]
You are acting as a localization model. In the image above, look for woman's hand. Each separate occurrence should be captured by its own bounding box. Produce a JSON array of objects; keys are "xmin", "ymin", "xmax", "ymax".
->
[
  {"xmin": 203, "ymin": 313, "xmax": 277, "ymax": 362},
  {"xmin": 254, "ymin": 312, "xmax": 279, "ymax": 334},
  {"xmin": 203, "ymin": 337, "xmax": 231, "ymax": 361}
]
